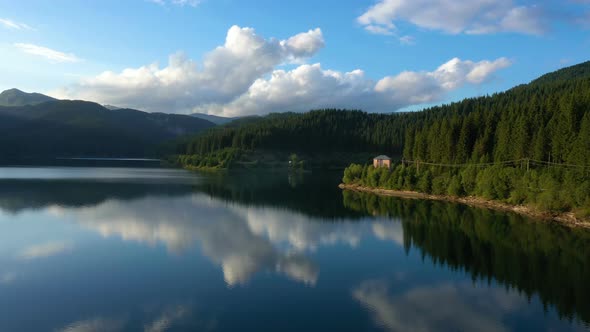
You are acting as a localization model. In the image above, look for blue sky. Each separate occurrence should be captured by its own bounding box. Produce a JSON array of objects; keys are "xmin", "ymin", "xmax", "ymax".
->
[{"xmin": 0, "ymin": 0, "xmax": 589, "ymax": 116}]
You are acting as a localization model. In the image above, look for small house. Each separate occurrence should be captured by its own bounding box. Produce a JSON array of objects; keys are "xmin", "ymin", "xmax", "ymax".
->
[{"xmin": 373, "ymin": 155, "xmax": 392, "ymax": 169}]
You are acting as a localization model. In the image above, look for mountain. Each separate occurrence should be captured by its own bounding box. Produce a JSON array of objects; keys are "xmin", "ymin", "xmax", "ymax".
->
[
  {"xmin": 191, "ymin": 112, "xmax": 262, "ymax": 125},
  {"xmin": 0, "ymin": 98, "xmax": 216, "ymax": 158},
  {"xmin": 191, "ymin": 112, "xmax": 238, "ymax": 125},
  {"xmin": 0, "ymin": 88, "xmax": 56, "ymax": 107},
  {"xmin": 176, "ymin": 60, "xmax": 590, "ymax": 170}
]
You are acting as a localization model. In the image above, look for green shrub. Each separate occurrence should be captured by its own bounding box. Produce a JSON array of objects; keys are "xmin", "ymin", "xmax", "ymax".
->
[{"xmin": 343, "ymin": 164, "xmax": 364, "ymax": 184}]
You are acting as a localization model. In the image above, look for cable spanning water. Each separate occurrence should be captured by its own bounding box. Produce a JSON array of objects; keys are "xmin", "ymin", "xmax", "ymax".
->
[{"xmin": 401, "ymin": 158, "xmax": 590, "ymax": 170}]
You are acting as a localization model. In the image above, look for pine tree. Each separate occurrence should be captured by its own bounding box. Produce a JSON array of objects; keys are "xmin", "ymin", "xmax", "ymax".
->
[
  {"xmin": 569, "ymin": 112, "xmax": 590, "ymax": 166},
  {"xmin": 533, "ymin": 127, "xmax": 548, "ymax": 161}
]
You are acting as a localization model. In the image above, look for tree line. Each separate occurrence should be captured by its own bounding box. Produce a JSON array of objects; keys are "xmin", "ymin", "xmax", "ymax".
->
[{"xmin": 342, "ymin": 163, "xmax": 590, "ymax": 216}]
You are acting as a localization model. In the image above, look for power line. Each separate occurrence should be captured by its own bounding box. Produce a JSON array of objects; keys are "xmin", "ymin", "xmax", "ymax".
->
[
  {"xmin": 529, "ymin": 159, "xmax": 590, "ymax": 169},
  {"xmin": 401, "ymin": 158, "xmax": 590, "ymax": 170},
  {"xmin": 402, "ymin": 159, "xmax": 523, "ymax": 168}
]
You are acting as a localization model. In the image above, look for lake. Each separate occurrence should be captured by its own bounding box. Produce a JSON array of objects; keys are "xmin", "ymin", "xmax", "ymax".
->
[{"xmin": 0, "ymin": 166, "xmax": 588, "ymax": 332}]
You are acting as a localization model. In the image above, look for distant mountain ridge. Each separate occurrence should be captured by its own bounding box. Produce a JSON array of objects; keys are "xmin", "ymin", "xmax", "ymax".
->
[
  {"xmin": 191, "ymin": 112, "xmax": 238, "ymax": 125},
  {"xmin": 191, "ymin": 112, "xmax": 264, "ymax": 125},
  {"xmin": 0, "ymin": 88, "xmax": 56, "ymax": 107},
  {"xmin": 0, "ymin": 93, "xmax": 216, "ymax": 158}
]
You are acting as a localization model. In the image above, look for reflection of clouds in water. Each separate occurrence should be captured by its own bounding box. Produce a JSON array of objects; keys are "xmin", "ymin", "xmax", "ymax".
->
[
  {"xmin": 144, "ymin": 305, "xmax": 189, "ymax": 332},
  {"xmin": 0, "ymin": 272, "xmax": 16, "ymax": 284},
  {"xmin": 242, "ymin": 207, "xmax": 366, "ymax": 251},
  {"xmin": 372, "ymin": 222, "xmax": 405, "ymax": 246},
  {"xmin": 353, "ymin": 280, "xmax": 526, "ymax": 332},
  {"xmin": 49, "ymin": 194, "xmax": 404, "ymax": 286},
  {"xmin": 276, "ymin": 253, "xmax": 319, "ymax": 285},
  {"xmin": 18, "ymin": 241, "xmax": 72, "ymax": 260},
  {"xmin": 58, "ymin": 305, "xmax": 191, "ymax": 332},
  {"xmin": 49, "ymin": 195, "xmax": 320, "ymax": 286},
  {"xmin": 58, "ymin": 317, "xmax": 125, "ymax": 332},
  {"xmin": 56, "ymin": 305, "xmax": 202, "ymax": 332}
]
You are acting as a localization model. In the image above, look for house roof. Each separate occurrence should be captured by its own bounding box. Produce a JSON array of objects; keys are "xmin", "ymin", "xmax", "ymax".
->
[{"xmin": 374, "ymin": 155, "xmax": 391, "ymax": 160}]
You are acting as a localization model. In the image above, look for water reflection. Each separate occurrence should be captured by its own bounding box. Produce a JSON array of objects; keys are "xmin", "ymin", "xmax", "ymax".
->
[
  {"xmin": 354, "ymin": 280, "xmax": 527, "ymax": 332},
  {"xmin": 0, "ymin": 184, "xmax": 186, "ymax": 214},
  {"xmin": 0, "ymin": 272, "xmax": 16, "ymax": 284},
  {"xmin": 48, "ymin": 193, "xmax": 409, "ymax": 286},
  {"xmin": 344, "ymin": 190, "xmax": 590, "ymax": 326},
  {"xmin": 0, "ymin": 168, "xmax": 588, "ymax": 331},
  {"xmin": 57, "ymin": 304, "xmax": 196, "ymax": 332},
  {"xmin": 59, "ymin": 317, "xmax": 125, "ymax": 332},
  {"xmin": 143, "ymin": 305, "xmax": 191, "ymax": 332},
  {"xmin": 18, "ymin": 241, "xmax": 73, "ymax": 260}
]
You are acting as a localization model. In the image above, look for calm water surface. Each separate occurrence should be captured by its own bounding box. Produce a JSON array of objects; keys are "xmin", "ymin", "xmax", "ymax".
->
[{"xmin": 0, "ymin": 167, "xmax": 588, "ymax": 332}]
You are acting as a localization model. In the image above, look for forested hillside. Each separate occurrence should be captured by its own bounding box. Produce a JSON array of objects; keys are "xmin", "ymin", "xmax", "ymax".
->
[
  {"xmin": 183, "ymin": 111, "xmax": 407, "ymax": 155},
  {"xmin": 341, "ymin": 61, "xmax": 590, "ymax": 218},
  {"xmin": 0, "ymin": 99, "xmax": 215, "ymax": 158},
  {"xmin": 176, "ymin": 110, "xmax": 415, "ymax": 168},
  {"xmin": 402, "ymin": 61, "xmax": 590, "ymax": 165},
  {"xmin": 176, "ymin": 61, "xmax": 590, "ymax": 171}
]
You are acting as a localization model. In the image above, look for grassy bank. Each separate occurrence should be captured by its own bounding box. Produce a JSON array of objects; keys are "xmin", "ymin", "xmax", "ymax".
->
[{"xmin": 339, "ymin": 183, "xmax": 589, "ymax": 228}]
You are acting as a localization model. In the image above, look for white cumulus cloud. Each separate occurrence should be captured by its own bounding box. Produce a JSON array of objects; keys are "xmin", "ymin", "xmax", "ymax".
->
[
  {"xmin": 53, "ymin": 25, "xmax": 510, "ymax": 117},
  {"xmin": 358, "ymin": 0, "xmax": 547, "ymax": 36},
  {"xmin": 53, "ymin": 25, "xmax": 324, "ymax": 113},
  {"xmin": 201, "ymin": 57, "xmax": 511, "ymax": 117}
]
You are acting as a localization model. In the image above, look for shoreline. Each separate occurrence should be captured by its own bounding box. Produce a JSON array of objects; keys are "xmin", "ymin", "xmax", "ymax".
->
[{"xmin": 339, "ymin": 183, "xmax": 590, "ymax": 229}]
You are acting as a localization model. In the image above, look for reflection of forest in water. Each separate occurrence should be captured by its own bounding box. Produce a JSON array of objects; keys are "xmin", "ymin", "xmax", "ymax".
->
[
  {"xmin": 0, "ymin": 180, "xmax": 194, "ymax": 213},
  {"xmin": 0, "ymin": 171, "xmax": 359, "ymax": 219},
  {"xmin": 343, "ymin": 190, "xmax": 590, "ymax": 325},
  {"xmin": 193, "ymin": 171, "xmax": 365, "ymax": 219}
]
